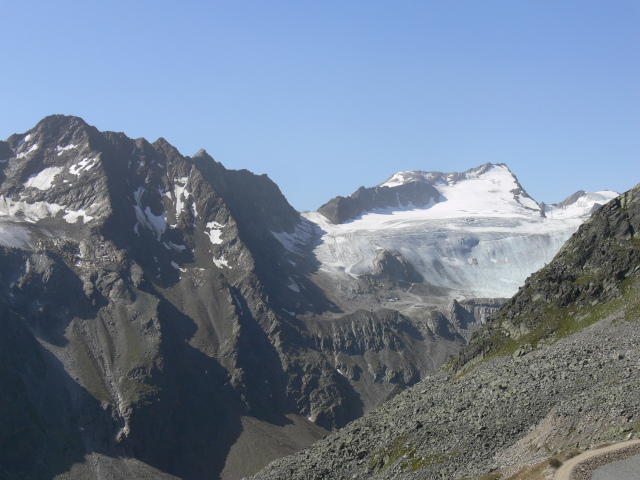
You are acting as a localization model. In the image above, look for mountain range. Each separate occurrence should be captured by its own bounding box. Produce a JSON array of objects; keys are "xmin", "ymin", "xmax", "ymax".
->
[{"xmin": 0, "ymin": 115, "xmax": 623, "ymax": 480}]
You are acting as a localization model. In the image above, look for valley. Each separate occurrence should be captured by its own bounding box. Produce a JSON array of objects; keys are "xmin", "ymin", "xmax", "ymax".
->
[{"xmin": 0, "ymin": 115, "xmax": 631, "ymax": 480}]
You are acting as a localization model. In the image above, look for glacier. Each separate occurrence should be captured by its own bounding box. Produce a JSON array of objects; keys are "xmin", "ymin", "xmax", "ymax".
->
[{"xmin": 297, "ymin": 164, "xmax": 618, "ymax": 300}]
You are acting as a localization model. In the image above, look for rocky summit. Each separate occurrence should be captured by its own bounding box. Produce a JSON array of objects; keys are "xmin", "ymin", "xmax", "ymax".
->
[
  {"xmin": 250, "ymin": 182, "xmax": 640, "ymax": 479},
  {"xmin": 0, "ymin": 115, "xmax": 623, "ymax": 480}
]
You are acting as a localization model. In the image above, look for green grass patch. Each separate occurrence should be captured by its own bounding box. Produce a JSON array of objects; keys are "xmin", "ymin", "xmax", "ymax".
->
[
  {"xmin": 368, "ymin": 436, "xmax": 455, "ymax": 473},
  {"xmin": 455, "ymin": 275, "xmax": 640, "ymax": 378},
  {"xmin": 368, "ymin": 435, "xmax": 409, "ymax": 472}
]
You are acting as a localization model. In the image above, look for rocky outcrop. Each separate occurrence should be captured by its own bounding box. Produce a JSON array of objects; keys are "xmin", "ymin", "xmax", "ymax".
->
[
  {"xmin": 448, "ymin": 297, "xmax": 504, "ymax": 341},
  {"xmin": 367, "ymin": 249, "xmax": 424, "ymax": 284},
  {"xmin": 303, "ymin": 309, "xmax": 461, "ymax": 414},
  {"xmin": 251, "ymin": 313, "xmax": 640, "ymax": 480},
  {"xmin": 317, "ymin": 180, "xmax": 440, "ymax": 224}
]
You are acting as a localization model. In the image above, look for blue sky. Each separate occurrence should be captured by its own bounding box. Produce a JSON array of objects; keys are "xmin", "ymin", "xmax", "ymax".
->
[{"xmin": 2, "ymin": 1, "xmax": 638, "ymax": 211}]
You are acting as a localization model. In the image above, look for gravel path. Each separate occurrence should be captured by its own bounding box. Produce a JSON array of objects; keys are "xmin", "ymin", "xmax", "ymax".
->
[{"xmin": 554, "ymin": 440, "xmax": 640, "ymax": 480}]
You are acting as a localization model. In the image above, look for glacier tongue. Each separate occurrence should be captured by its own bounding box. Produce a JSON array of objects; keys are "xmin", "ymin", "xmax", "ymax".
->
[{"xmin": 302, "ymin": 164, "xmax": 619, "ymax": 299}]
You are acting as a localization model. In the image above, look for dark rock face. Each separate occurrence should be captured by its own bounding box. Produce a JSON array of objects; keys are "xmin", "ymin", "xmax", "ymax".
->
[
  {"xmin": 0, "ymin": 116, "xmax": 326, "ymax": 480},
  {"xmin": 249, "ymin": 182, "xmax": 640, "ymax": 480},
  {"xmin": 317, "ymin": 180, "xmax": 440, "ymax": 224}
]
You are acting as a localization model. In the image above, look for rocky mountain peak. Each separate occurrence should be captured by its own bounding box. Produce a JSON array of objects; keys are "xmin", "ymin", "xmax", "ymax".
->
[
  {"xmin": 318, "ymin": 162, "xmax": 542, "ymax": 225},
  {"xmin": 543, "ymin": 189, "xmax": 619, "ymax": 220},
  {"xmin": 380, "ymin": 162, "xmax": 506, "ymax": 188},
  {"xmin": 192, "ymin": 147, "xmax": 210, "ymax": 159},
  {"xmin": 0, "ymin": 115, "xmax": 339, "ymax": 480}
]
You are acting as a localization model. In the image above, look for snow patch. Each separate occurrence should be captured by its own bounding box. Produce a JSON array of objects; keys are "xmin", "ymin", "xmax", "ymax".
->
[
  {"xmin": 213, "ymin": 255, "xmax": 230, "ymax": 269},
  {"xmin": 0, "ymin": 195, "xmax": 94, "ymax": 225},
  {"xmin": 167, "ymin": 241, "xmax": 187, "ymax": 251},
  {"xmin": 24, "ymin": 167, "xmax": 63, "ymax": 190},
  {"xmin": 173, "ymin": 177, "xmax": 191, "ymax": 219},
  {"xmin": 133, "ymin": 187, "xmax": 167, "ymax": 240},
  {"xmin": 380, "ymin": 170, "xmax": 440, "ymax": 188},
  {"xmin": 69, "ymin": 157, "xmax": 97, "ymax": 176},
  {"xmin": 56, "ymin": 144, "xmax": 78, "ymax": 155},
  {"xmin": 287, "ymin": 278, "xmax": 300, "ymax": 292},
  {"xmin": 0, "ymin": 195, "xmax": 65, "ymax": 222},
  {"xmin": 206, "ymin": 221, "xmax": 225, "ymax": 245},
  {"xmin": 381, "ymin": 172, "xmax": 410, "ymax": 188},
  {"xmin": 271, "ymin": 219, "xmax": 316, "ymax": 256},
  {"xmin": 16, "ymin": 134, "xmax": 31, "ymax": 150},
  {"xmin": 16, "ymin": 143, "xmax": 38, "ymax": 158},
  {"xmin": 191, "ymin": 202, "xmax": 198, "ymax": 223},
  {"xmin": 171, "ymin": 261, "xmax": 186, "ymax": 272},
  {"xmin": 63, "ymin": 209, "xmax": 94, "ymax": 224},
  {"xmin": 0, "ymin": 220, "xmax": 33, "ymax": 248}
]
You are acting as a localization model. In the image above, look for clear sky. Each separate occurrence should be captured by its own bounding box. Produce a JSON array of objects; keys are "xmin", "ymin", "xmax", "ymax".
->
[{"xmin": 2, "ymin": 1, "xmax": 638, "ymax": 212}]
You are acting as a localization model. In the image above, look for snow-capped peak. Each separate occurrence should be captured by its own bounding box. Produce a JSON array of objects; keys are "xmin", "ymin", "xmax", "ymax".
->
[
  {"xmin": 430, "ymin": 163, "xmax": 540, "ymax": 218},
  {"xmin": 379, "ymin": 163, "xmax": 539, "ymax": 219},
  {"xmin": 380, "ymin": 162, "xmax": 502, "ymax": 189},
  {"xmin": 380, "ymin": 170, "xmax": 441, "ymax": 188}
]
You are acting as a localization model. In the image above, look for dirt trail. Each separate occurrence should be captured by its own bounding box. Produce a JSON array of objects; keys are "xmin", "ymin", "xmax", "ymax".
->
[{"xmin": 554, "ymin": 439, "xmax": 640, "ymax": 480}]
